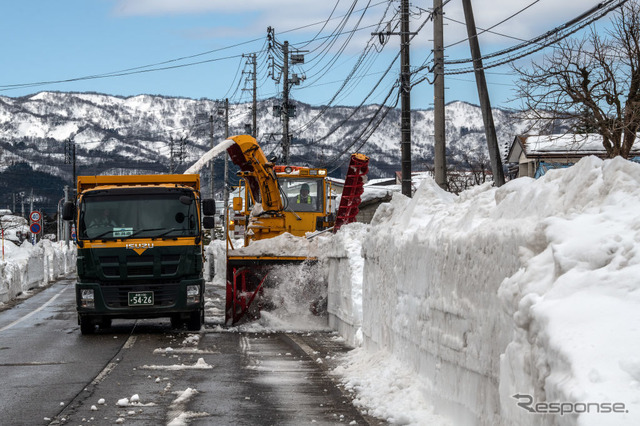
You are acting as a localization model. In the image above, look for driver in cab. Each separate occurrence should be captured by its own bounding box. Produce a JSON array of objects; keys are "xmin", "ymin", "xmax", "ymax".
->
[
  {"xmin": 90, "ymin": 208, "xmax": 117, "ymax": 227},
  {"xmin": 297, "ymin": 183, "xmax": 312, "ymax": 205}
]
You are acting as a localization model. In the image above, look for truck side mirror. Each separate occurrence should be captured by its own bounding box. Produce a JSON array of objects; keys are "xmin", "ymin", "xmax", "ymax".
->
[
  {"xmin": 202, "ymin": 216, "xmax": 215, "ymax": 229},
  {"xmin": 232, "ymin": 197, "xmax": 243, "ymax": 212},
  {"xmin": 179, "ymin": 195, "xmax": 194, "ymax": 205},
  {"xmin": 62, "ymin": 201, "xmax": 75, "ymax": 221},
  {"xmin": 202, "ymin": 199, "xmax": 216, "ymax": 216}
]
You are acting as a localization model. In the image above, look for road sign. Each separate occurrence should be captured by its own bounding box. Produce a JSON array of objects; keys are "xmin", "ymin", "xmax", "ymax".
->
[
  {"xmin": 29, "ymin": 211, "xmax": 41, "ymax": 222},
  {"xmin": 30, "ymin": 223, "xmax": 41, "ymax": 234}
]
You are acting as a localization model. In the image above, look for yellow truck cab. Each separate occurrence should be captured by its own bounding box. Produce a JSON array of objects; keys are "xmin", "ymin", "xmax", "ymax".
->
[{"xmin": 64, "ymin": 174, "xmax": 215, "ymax": 334}]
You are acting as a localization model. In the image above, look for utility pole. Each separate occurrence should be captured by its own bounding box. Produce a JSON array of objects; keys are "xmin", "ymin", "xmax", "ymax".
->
[
  {"xmin": 282, "ymin": 41, "xmax": 290, "ymax": 164},
  {"xmin": 209, "ymin": 115, "xmax": 215, "ymax": 199},
  {"xmin": 169, "ymin": 137, "xmax": 175, "ymax": 174},
  {"xmin": 73, "ymin": 140, "xmax": 76, "ymax": 191},
  {"xmin": 224, "ymin": 98, "xmax": 229, "ymax": 139},
  {"xmin": 268, "ymin": 27, "xmax": 306, "ymax": 165},
  {"xmin": 66, "ymin": 136, "xmax": 77, "ymax": 192},
  {"xmin": 252, "ymin": 56, "xmax": 257, "ymax": 138},
  {"xmin": 400, "ymin": 0, "xmax": 412, "ymax": 197},
  {"xmin": 243, "ymin": 53, "xmax": 258, "ymax": 138},
  {"xmin": 223, "ymin": 98, "xmax": 230, "ymax": 232},
  {"xmin": 64, "ymin": 186, "xmax": 69, "ymax": 247},
  {"xmin": 168, "ymin": 137, "xmax": 188, "ymax": 174},
  {"xmin": 372, "ymin": 1, "xmax": 415, "ymax": 197},
  {"xmin": 461, "ymin": 0, "xmax": 505, "ymax": 186},
  {"xmin": 433, "ymin": 0, "xmax": 447, "ymax": 190}
]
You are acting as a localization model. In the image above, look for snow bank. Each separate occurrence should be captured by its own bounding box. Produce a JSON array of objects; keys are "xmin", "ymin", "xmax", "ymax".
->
[
  {"xmin": 228, "ymin": 232, "xmax": 319, "ymax": 258},
  {"xmin": 0, "ymin": 239, "xmax": 76, "ymax": 304},
  {"xmin": 358, "ymin": 177, "xmax": 524, "ymax": 425},
  {"xmin": 319, "ymin": 223, "xmax": 367, "ymax": 347},
  {"xmin": 324, "ymin": 156, "xmax": 640, "ymax": 425},
  {"xmin": 497, "ymin": 157, "xmax": 640, "ymax": 426}
]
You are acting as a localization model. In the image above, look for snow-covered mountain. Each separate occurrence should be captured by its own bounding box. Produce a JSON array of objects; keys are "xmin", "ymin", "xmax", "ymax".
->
[{"xmin": 0, "ymin": 91, "xmax": 533, "ymax": 213}]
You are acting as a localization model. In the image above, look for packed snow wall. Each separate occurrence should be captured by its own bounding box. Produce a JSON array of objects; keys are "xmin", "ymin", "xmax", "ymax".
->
[
  {"xmin": 322, "ymin": 224, "xmax": 367, "ymax": 347},
  {"xmin": 360, "ymin": 179, "xmax": 530, "ymax": 425},
  {"xmin": 325, "ymin": 156, "xmax": 640, "ymax": 426},
  {"xmin": 0, "ymin": 240, "xmax": 76, "ymax": 303}
]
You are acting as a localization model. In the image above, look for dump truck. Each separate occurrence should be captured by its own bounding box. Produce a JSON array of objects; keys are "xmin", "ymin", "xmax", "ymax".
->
[
  {"xmin": 63, "ymin": 174, "xmax": 216, "ymax": 334},
  {"xmin": 223, "ymin": 135, "xmax": 369, "ymax": 324}
]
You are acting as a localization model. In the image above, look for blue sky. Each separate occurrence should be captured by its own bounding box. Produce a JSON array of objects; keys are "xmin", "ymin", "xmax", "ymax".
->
[{"xmin": 0, "ymin": 0, "xmax": 617, "ymax": 110}]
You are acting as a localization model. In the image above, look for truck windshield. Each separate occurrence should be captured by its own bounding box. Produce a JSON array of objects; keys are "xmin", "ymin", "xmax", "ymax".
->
[
  {"xmin": 280, "ymin": 178, "xmax": 323, "ymax": 213},
  {"xmin": 78, "ymin": 190, "xmax": 199, "ymax": 240}
]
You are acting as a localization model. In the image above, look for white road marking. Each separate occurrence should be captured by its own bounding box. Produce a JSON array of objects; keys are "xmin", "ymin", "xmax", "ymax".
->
[{"xmin": 91, "ymin": 335, "xmax": 137, "ymax": 385}]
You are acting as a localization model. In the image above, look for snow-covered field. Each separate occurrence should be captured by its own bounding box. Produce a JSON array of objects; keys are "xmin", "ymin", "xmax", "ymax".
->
[{"xmin": 4, "ymin": 155, "xmax": 640, "ymax": 425}]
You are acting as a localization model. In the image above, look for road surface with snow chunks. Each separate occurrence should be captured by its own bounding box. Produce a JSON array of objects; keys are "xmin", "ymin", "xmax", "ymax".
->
[{"xmin": 0, "ymin": 275, "xmax": 377, "ymax": 425}]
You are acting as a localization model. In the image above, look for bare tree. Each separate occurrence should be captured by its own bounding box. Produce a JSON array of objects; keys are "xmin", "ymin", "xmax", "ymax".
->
[{"xmin": 514, "ymin": 1, "xmax": 640, "ymax": 158}]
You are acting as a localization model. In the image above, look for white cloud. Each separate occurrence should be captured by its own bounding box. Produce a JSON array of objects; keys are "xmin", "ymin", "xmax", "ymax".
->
[
  {"xmin": 111, "ymin": 0, "xmax": 618, "ymax": 55},
  {"xmin": 113, "ymin": 0, "xmax": 340, "ymax": 18}
]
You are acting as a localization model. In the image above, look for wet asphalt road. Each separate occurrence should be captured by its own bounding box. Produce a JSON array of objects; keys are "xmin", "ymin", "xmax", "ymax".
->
[{"xmin": 0, "ymin": 276, "xmax": 379, "ymax": 425}]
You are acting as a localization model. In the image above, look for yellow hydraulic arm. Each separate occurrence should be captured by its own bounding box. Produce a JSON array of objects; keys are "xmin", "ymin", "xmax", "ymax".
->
[{"xmin": 225, "ymin": 135, "xmax": 283, "ymax": 214}]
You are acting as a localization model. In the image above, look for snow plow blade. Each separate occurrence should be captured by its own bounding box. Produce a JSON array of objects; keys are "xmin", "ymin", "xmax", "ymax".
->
[{"xmin": 225, "ymin": 256, "xmax": 316, "ymax": 325}]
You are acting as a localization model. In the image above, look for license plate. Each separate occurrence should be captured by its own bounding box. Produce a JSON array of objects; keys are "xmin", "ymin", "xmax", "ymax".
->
[{"xmin": 128, "ymin": 291, "xmax": 154, "ymax": 306}]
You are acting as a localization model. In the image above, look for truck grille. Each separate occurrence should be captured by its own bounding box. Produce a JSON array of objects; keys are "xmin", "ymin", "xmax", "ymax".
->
[{"xmin": 98, "ymin": 254, "xmax": 182, "ymax": 279}]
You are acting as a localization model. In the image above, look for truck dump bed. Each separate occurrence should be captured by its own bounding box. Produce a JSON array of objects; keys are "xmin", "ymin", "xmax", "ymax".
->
[{"xmin": 77, "ymin": 174, "xmax": 200, "ymax": 192}]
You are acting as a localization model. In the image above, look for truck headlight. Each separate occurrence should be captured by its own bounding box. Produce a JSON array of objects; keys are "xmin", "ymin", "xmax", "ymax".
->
[
  {"xmin": 81, "ymin": 289, "xmax": 95, "ymax": 308},
  {"xmin": 187, "ymin": 285, "xmax": 200, "ymax": 304}
]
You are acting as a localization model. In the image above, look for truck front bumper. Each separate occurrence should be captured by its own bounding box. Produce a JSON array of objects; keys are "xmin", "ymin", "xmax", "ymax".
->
[{"xmin": 76, "ymin": 278, "xmax": 204, "ymax": 320}]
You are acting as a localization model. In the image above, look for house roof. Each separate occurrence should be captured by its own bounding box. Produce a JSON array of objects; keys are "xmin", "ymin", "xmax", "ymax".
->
[{"xmin": 507, "ymin": 134, "xmax": 616, "ymax": 163}]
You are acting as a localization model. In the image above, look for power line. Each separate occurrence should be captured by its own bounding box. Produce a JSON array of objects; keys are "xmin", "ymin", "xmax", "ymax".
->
[
  {"xmin": 0, "ymin": 2, "xmax": 390, "ymax": 93},
  {"xmin": 0, "ymin": 53, "xmax": 252, "ymax": 92},
  {"xmin": 324, "ymin": 83, "xmax": 401, "ymax": 172},
  {"xmin": 444, "ymin": 0, "xmax": 541, "ymax": 49},
  {"xmin": 443, "ymin": 0, "xmax": 627, "ymax": 72},
  {"xmin": 410, "ymin": 0, "xmax": 628, "ymax": 87}
]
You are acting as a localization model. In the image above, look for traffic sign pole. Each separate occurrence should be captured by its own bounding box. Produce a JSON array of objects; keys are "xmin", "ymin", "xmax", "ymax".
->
[{"xmin": 29, "ymin": 210, "xmax": 42, "ymax": 244}]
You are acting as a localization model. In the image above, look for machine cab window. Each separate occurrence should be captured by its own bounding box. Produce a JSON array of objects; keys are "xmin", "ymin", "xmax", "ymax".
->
[{"xmin": 280, "ymin": 178, "xmax": 322, "ymax": 212}]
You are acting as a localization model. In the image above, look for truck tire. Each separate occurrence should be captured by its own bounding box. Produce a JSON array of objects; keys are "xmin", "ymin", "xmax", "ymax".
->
[
  {"xmin": 79, "ymin": 315, "xmax": 95, "ymax": 335},
  {"xmin": 170, "ymin": 314, "xmax": 183, "ymax": 329},
  {"xmin": 186, "ymin": 309, "xmax": 203, "ymax": 331},
  {"xmin": 99, "ymin": 317, "xmax": 112, "ymax": 330}
]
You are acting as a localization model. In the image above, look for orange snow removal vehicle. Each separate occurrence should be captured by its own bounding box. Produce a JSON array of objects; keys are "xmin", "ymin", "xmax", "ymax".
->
[{"xmin": 223, "ymin": 134, "xmax": 369, "ymax": 325}]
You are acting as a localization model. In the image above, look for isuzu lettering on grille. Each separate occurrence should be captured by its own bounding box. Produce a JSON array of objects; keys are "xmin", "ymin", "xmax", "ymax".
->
[
  {"xmin": 126, "ymin": 243, "xmax": 154, "ymax": 255},
  {"xmin": 126, "ymin": 243, "xmax": 154, "ymax": 250}
]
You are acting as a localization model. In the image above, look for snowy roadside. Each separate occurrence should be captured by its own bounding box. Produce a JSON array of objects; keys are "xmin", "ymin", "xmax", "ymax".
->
[
  {"xmin": 6, "ymin": 155, "xmax": 640, "ymax": 425},
  {"xmin": 320, "ymin": 156, "xmax": 640, "ymax": 425},
  {"xmin": 0, "ymin": 236, "xmax": 76, "ymax": 307}
]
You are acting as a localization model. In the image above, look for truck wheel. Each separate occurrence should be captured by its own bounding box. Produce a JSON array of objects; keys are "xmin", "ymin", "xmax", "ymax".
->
[
  {"xmin": 186, "ymin": 309, "xmax": 203, "ymax": 331},
  {"xmin": 99, "ymin": 318, "xmax": 112, "ymax": 330},
  {"xmin": 79, "ymin": 316, "xmax": 95, "ymax": 335},
  {"xmin": 170, "ymin": 314, "xmax": 183, "ymax": 329}
]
